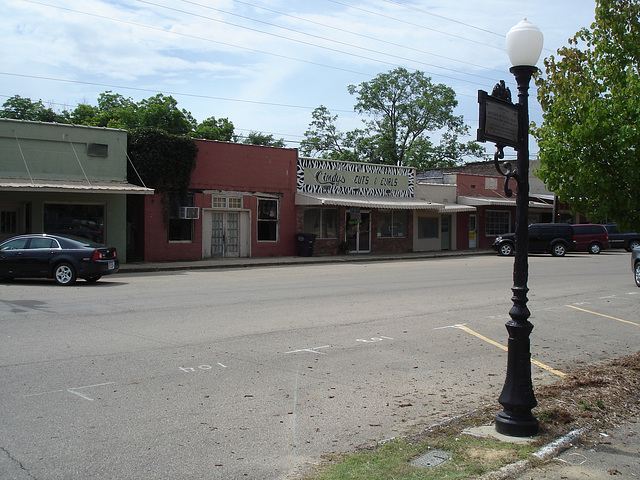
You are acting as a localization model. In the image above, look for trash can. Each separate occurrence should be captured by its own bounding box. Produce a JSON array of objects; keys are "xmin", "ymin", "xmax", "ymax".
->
[{"xmin": 296, "ymin": 233, "xmax": 316, "ymax": 257}]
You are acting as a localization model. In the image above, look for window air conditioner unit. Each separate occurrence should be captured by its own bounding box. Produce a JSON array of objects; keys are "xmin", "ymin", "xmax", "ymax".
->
[{"xmin": 179, "ymin": 206, "xmax": 200, "ymax": 219}]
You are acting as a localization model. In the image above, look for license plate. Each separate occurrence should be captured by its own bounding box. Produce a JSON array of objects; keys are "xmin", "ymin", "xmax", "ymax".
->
[{"xmin": 108, "ymin": 261, "xmax": 115, "ymax": 270}]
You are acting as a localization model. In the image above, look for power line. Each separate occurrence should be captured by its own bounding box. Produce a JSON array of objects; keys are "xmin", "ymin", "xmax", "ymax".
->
[
  {"xmin": 325, "ymin": 0, "xmax": 504, "ymax": 51},
  {"xmin": 138, "ymin": 0, "xmax": 499, "ymax": 85},
  {"xmin": 0, "ymin": 72, "xmax": 356, "ymax": 114},
  {"xmin": 378, "ymin": 0, "xmax": 504, "ymax": 37},
  {"xmin": 21, "ymin": 0, "xmax": 373, "ymax": 79},
  {"xmin": 221, "ymin": 0, "xmax": 508, "ymax": 75}
]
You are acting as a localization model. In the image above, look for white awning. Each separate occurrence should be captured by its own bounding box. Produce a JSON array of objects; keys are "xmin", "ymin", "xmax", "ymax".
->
[
  {"xmin": 296, "ymin": 192, "xmax": 442, "ymax": 210},
  {"xmin": 441, "ymin": 203, "xmax": 476, "ymax": 213},
  {"xmin": 0, "ymin": 178, "xmax": 154, "ymax": 194},
  {"xmin": 458, "ymin": 195, "xmax": 516, "ymax": 206},
  {"xmin": 457, "ymin": 195, "xmax": 552, "ymax": 209}
]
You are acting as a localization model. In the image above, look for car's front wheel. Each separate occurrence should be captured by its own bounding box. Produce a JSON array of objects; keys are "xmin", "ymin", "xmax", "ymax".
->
[
  {"xmin": 589, "ymin": 242, "xmax": 601, "ymax": 254},
  {"xmin": 54, "ymin": 263, "xmax": 77, "ymax": 286},
  {"xmin": 628, "ymin": 240, "xmax": 640, "ymax": 252},
  {"xmin": 499, "ymin": 243, "xmax": 513, "ymax": 256},
  {"xmin": 551, "ymin": 243, "xmax": 567, "ymax": 257},
  {"xmin": 635, "ymin": 262, "xmax": 640, "ymax": 288}
]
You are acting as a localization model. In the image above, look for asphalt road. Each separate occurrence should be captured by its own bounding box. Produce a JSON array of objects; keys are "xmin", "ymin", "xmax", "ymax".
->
[{"xmin": 1, "ymin": 251, "xmax": 638, "ymax": 479}]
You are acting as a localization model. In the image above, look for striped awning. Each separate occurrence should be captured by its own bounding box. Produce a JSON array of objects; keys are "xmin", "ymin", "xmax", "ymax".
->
[{"xmin": 295, "ymin": 192, "xmax": 442, "ymax": 210}]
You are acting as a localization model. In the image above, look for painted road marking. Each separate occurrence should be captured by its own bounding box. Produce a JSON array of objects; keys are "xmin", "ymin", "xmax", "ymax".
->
[
  {"xmin": 453, "ymin": 324, "xmax": 566, "ymax": 378},
  {"xmin": 285, "ymin": 345, "xmax": 331, "ymax": 355},
  {"xmin": 356, "ymin": 336, "xmax": 393, "ymax": 343},
  {"xmin": 566, "ymin": 305, "xmax": 640, "ymax": 327},
  {"xmin": 24, "ymin": 382, "xmax": 116, "ymax": 401}
]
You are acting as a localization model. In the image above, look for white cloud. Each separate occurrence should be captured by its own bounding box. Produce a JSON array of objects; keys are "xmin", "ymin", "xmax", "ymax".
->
[{"xmin": 1, "ymin": 0, "xmax": 596, "ymax": 152}]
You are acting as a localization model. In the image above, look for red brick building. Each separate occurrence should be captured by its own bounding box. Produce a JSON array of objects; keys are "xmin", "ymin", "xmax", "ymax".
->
[{"xmin": 138, "ymin": 140, "xmax": 298, "ymax": 261}]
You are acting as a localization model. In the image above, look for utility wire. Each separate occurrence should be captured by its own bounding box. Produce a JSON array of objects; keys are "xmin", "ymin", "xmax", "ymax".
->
[
  {"xmin": 325, "ymin": 0, "xmax": 504, "ymax": 51},
  {"xmin": 139, "ymin": 0, "xmax": 499, "ymax": 85},
  {"xmin": 217, "ymin": 0, "xmax": 508, "ymax": 75}
]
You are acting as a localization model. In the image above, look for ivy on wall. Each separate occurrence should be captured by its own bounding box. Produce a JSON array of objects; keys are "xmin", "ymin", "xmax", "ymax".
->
[{"xmin": 127, "ymin": 128, "xmax": 198, "ymax": 192}]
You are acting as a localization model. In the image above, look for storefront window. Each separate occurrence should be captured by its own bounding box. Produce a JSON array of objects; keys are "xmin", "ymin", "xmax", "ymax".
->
[
  {"xmin": 377, "ymin": 210, "xmax": 408, "ymax": 238},
  {"xmin": 44, "ymin": 203, "xmax": 105, "ymax": 243},
  {"xmin": 168, "ymin": 193, "xmax": 195, "ymax": 242},
  {"xmin": 486, "ymin": 210, "xmax": 511, "ymax": 235},
  {"xmin": 418, "ymin": 217, "xmax": 439, "ymax": 239},
  {"xmin": 258, "ymin": 199, "xmax": 278, "ymax": 242},
  {"xmin": 303, "ymin": 208, "xmax": 338, "ymax": 239}
]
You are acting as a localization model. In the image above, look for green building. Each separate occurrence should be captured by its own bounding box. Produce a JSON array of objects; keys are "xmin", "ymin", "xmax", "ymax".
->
[{"xmin": 0, "ymin": 119, "xmax": 153, "ymax": 262}]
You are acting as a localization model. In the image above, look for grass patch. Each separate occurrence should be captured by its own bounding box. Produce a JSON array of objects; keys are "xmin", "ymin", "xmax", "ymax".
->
[{"xmin": 304, "ymin": 417, "xmax": 538, "ymax": 480}]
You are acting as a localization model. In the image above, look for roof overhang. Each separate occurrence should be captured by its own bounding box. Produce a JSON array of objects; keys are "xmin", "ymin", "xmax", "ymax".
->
[
  {"xmin": 457, "ymin": 195, "xmax": 552, "ymax": 209},
  {"xmin": 0, "ymin": 178, "xmax": 154, "ymax": 194},
  {"xmin": 441, "ymin": 203, "xmax": 476, "ymax": 213},
  {"xmin": 296, "ymin": 192, "xmax": 442, "ymax": 210}
]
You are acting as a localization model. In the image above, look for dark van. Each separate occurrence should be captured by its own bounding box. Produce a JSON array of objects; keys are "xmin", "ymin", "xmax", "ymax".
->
[
  {"xmin": 493, "ymin": 223, "xmax": 576, "ymax": 257},
  {"xmin": 572, "ymin": 224, "xmax": 610, "ymax": 254}
]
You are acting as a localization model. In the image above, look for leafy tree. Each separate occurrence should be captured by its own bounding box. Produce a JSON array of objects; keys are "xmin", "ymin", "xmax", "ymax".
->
[
  {"xmin": 0, "ymin": 95, "xmax": 64, "ymax": 122},
  {"xmin": 534, "ymin": 0, "xmax": 640, "ymax": 231},
  {"xmin": 242, "ymin": 131, "xmax": 286, "ymax": 147},
  {"xmin": 136, "ymin": 94, "xmax": 196, "ymax": 135},
  {"xmin": 190, "ymin": 116, "xmax": 235, "ymax": 141},
  {"xmin": 300, "ymin": 67, "xmax": 483, "ymax": 169}
]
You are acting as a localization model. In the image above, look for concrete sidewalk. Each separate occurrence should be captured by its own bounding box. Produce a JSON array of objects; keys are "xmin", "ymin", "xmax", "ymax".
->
[{"xmin": 119, "ymin": 248, "xmax": 493, "ymax": 273}]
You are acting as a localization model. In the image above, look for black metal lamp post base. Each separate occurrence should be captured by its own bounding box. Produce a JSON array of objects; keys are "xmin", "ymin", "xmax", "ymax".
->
[{"xmin": 495, "ymin": 410, "xmax": 539, "ymax": 437}]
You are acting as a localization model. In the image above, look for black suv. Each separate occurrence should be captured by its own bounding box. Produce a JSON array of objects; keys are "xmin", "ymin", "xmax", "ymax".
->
[
  {"xmin": 493, "ymin": 223, "xmax": 576, "ymax": 257},
  {"xmin": 603, "ymin": 224, "xmax": 640, "ymax": 251}
]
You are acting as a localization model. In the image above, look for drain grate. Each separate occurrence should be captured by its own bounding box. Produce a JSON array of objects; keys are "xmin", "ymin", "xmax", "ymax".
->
[{"xmin": 410, "ymin": 449, "xmax": 451, "ymax": 468}]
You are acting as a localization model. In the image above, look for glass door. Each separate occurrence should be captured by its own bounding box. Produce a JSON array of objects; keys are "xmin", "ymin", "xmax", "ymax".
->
[
  {"xmin": 346, "ymin": 209, "xmax": 371, "ymax": 253},
  {"xmin": 211, "ymin": 212, "xmax": 240, "ymax": 257}
]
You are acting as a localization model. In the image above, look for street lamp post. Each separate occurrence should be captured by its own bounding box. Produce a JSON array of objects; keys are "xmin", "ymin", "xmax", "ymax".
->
[{"xmin": 494, "ymin": 19, "xmax": 544, "ymax": 437}]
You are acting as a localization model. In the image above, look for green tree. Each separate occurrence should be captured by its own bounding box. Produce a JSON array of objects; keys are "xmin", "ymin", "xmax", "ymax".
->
[
  {"xmin": 68, "ymin": 91, "xmax": 138, "ymax": 129},
  {"xmin": 300, "ymin": 68, "xmax": 483, "ymax": 169},
  {"xmin": 242, "ymin": 131, "xmax": 286, "ymax": 147},
  {"xmin": 190, "ymin": 116, "xmax": 235, "ymax": 141},
  {"xmin": 136, "ymin": 94, "xmax": 196, "ymax": 135},
  {"xmin": 534, "ymin": 0, "xmax": 640, "ymax": 231},
  {"xmin": 0, "ymin": 95, "xmax": 64, "ymax": 122}
]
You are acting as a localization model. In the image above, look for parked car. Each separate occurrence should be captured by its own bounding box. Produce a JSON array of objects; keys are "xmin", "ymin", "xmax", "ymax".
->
[
  {"xmin": 0, "ymin": 233, "xmax": 119, "ymax": 285},
  {"xmin": 493, "ymin": 223, "xmax": 576, "ymax": 257},
  {"xmin": 604, "ymin": 224, "xmax": 640, "ymax": 251},
  {"xmin": 572, "ymin": 224, "xmax": 610, "ymax": 254},
  {"xmin": 632, "ymin": 247, "xmax": 640, "ymax": 287}
]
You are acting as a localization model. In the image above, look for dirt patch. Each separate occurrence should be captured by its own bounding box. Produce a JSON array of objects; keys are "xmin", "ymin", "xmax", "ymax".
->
[{"xmin": 534, "ymin": 350, "xmax": 640, "ymax": 440}]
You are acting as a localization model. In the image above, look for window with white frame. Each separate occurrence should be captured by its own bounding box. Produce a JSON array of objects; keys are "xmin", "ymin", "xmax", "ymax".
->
[
  {"xmin": 168, "ymin": 192, "xmax": 195, "ymax": 242},
  {"xmin": 485, "ymin": 210, "xmax": 511, "ymax": 235},
  {"xmin": 257, "ymin": 198, "xmax": 278, "ymax": 241},
  {"xmin": 212, "ymin": 196, "xmax": 243, "ymax": 209}
]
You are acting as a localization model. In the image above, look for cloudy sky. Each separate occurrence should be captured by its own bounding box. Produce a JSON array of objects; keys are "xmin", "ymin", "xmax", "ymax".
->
[{"xmin": 2, "ymin": 0, "xmax": 596, "ymax": 158}]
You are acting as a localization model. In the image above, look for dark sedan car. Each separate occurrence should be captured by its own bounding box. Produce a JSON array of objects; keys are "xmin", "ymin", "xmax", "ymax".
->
[
  {"xmin": 0, "ymin": 233, "xmax": 119, "ymax": 285},
  {"xmin": 632, "ymin": 247, "xmax": 640, "ymax": 288}
]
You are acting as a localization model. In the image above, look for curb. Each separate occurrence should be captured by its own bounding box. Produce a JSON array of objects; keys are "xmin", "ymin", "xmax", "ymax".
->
[{"xmin": 479, "ymin": 427, "xmax": 590, "ymax": 480}]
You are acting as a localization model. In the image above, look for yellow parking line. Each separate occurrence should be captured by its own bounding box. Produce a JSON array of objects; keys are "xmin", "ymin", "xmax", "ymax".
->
[
  {"xmin": 454, "ymin": 324, "xmax": 566, "ymax": 378},
  {"xmin": 566, "ymin": 305, "xmax": 640, "ymax": 327}
]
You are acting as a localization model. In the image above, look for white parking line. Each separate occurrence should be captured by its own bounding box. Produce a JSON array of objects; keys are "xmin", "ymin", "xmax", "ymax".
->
[{"xmin": 24, "ymin": 382, "xmax": 116, "ymax": 401}]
